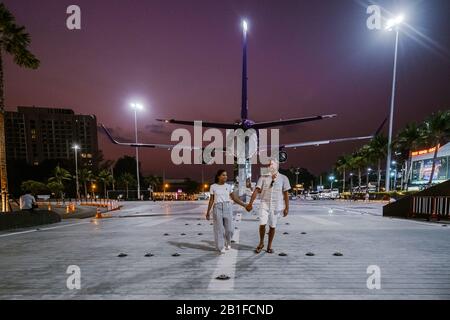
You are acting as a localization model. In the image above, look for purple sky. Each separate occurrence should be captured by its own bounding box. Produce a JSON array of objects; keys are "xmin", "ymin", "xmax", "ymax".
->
[{"xmin": 3, "ymin": 0, "xmax": 450, "ymax": 181}]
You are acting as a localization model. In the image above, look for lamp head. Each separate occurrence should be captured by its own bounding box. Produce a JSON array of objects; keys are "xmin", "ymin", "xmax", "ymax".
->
[
  {"xmin": 385, "ymin": 15, "xmax": 404, "ymax": 30},
  {"xmin": 242, "ymin": 20, "xmax": 248, "ymax": 33}
]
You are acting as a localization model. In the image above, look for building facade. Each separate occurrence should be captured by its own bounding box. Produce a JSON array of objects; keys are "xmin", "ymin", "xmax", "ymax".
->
[
  {"xmin": 410, "ymin": 142, "xmax": 450, "ymax": 189},
  {"xmin": 5, "ymin": 106, "xmax": 98, "ymax": 166}
]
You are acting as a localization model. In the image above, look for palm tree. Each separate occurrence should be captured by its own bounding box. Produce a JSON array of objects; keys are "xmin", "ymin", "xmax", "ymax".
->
[
  {"xmin": 393, "ymin": 123, "xmax": 423, "ymax": 190},
  {"xmin": 367, "ymin": 134, "xmax": 388, "ymax": 192},
  {"xmin": 144, "ymin": 175, "xmax": 162, "ymax": 192},
  {"xmin": 119, "ymin": 173, "xmax": 136, "ymax": 199},
  {"xmin": 349, "ymin": 149, "xmax": 369, "ymax": 191},
  {"xmin": 98, "ymin": 169, "xmax": 113, "ymax": 198},
  {"xmin": 420, "ymin": 110, "xmax": 450, "ymax": 186},
  {"xmin": 48, "ymin": 165, "xmax": 72, "ymax": 200},
  {"xmin": 335, "ymin": 155, "xmax": 351, "ymax": 192},
  {"xmin": 79, "ymin": 168, "xmax": 94, "ymax": 198},
  {"xmin": 0, "ymin": 3, "xmax": 40, "ymax": 211}
]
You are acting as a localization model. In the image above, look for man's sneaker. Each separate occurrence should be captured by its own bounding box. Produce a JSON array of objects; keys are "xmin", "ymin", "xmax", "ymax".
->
[{"xmin": 225, "ymin": 244, "xmax": 231, "ymax": 250}]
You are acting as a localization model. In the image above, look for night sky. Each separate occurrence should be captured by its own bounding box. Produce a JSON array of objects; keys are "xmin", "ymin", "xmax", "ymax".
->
[{"xmin": 3, "ymin": 0, "xmax": 450, "ymax": 181}]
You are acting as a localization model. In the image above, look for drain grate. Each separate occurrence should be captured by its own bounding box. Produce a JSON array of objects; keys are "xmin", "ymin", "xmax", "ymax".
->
[
  {"xmin": 164, "ymin": 233, "xmax": 169, "ymax": 236},
  {"xmin": 172, "ymin": 253, "xmax": 180, "ymax": 257},
  {"xmin": 117, "ymin": 253, "xmax": 128, "ymax": 258},
  {"xmin": 198, "ymin": 233, "xmax": 203, "ymax": 235},
  {"xmin": 180, "ymin": 233, "xmax": 186, "ymax": 236},
  {"xmin": 144, "ymin": 253, "xmax": 154, "ymax": 257},
  {"xmin": 305, "ymin": 252, "xmax": 315, "ymax": 256},
  {"xmin": 301, "ymin": 232, "xmax": 307, "ymax": 235},
  {"xmin": 279, "ymin": 252, "xmax": 288, "ymax": 256},
  {"xmin": 333, "ymin": 252, "xmax": 343, "ymax": 256},
  {"xmin": 216, "ymin": 274, "xmax": 230, "ymax": 280},
  {"xmin": 283, "ymin": 232, "xmax": 289, "ymax": 235}
]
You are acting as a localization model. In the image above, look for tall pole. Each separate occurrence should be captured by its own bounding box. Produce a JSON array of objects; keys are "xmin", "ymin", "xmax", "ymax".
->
[
  {"xmin": 134, "ymin": 109, "xmax": 141, "ymax": 200},
  {"xmin": 74, "ymin": 146, "xmax": 79, "ymax": 199},
  {"xmin": 385, "ymin": 28, "xmax": 399, "ymax": 192}
]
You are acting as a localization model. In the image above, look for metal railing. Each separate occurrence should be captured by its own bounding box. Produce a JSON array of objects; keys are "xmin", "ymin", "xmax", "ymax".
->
[{"xmin": 412, "ymin": 196, "xmax": 450, "ymax": 218}]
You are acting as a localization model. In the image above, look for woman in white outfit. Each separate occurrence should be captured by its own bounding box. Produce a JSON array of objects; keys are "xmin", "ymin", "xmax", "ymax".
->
[{"xmin": 206, "ymin": 170, "xmax": 247, "ymax": 254}]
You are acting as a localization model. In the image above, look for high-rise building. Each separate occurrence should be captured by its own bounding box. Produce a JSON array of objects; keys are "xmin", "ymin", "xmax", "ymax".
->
[{"xmin": 4, "ymin": 106, "xmax": 98, "ymax": 166}]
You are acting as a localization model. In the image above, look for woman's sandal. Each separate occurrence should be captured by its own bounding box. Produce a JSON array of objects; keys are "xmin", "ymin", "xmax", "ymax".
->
[
  {"xmin": 266, "ymin": 248, "xmax": 274, "ymax": 254},
  {"xmin": 255, "ymin": 245, "xmax": 264, "ymax": 254}
]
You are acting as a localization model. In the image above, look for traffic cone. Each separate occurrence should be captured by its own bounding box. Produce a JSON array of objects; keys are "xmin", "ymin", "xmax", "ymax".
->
[{"xmin": 95, "ymin": 207, "xmax": 102, "ymax": 219}]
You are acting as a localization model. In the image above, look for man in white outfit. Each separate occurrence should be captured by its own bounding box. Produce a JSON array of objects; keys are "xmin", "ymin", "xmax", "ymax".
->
[
  {"xmin": 247, "ymin": 159, "xmax": 291, "ymax": 253},
  {"xmin": 20, "ymin": 190, "xmax": 36, "ymax": 212}
]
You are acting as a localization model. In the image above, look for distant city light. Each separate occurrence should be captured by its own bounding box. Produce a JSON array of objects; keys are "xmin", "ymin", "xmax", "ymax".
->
[{"xmin": 72, "ymin": 144, "xmax": 80, "ymax": 150}]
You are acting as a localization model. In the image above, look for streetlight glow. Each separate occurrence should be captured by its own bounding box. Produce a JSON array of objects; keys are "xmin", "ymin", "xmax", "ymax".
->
[
  {"xmin": 130, "ymin": 102, "xmax": 143, "ymax": 111},
  {"xmin": 242, "ymin": 20, "xmax": 248, "ymax": 33},
  {"xmin": 385, "ymin": 15, "xmax": 404, "ymax": 30}
]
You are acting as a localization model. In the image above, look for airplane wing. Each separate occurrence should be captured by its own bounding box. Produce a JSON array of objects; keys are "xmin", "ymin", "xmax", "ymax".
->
[
  {"xmin": 156, "ymin": 119, "xmax": 240, "ymax": 129},
  {"xmin": 258, "ymin": 135, "xmax": 374, "ymax": 151},
  {"xmin": 252, "ymin": 114, "xmax": 336, "ymax": 129},
  {"xmin": 100, "ymin": 124, "xmax": 223, "ymax": 152},
  {"xmin": 101, "ymin": 124, "xmax": 179, "ymax": 149},
  {"xmin": 283, "ymin": 135, "xmax": 374, "ymax": 148}
]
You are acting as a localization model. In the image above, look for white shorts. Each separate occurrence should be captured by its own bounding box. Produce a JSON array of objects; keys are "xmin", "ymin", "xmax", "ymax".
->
[{"xmin": 259, "ymin": 208, "xmax": 281, "ymax": 228}]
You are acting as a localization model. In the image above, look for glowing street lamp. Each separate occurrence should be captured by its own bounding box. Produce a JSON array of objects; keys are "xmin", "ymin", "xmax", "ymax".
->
[
  {"xmin": 329, "ymin": 175, "xmax": 335, "ymax": 189},
  {"xmin": 72, "ymin": 144, "xmax": 80, "ymax": 199},
  {"xmin": 384, "ymin": 14, "xmax": 405, "ymax": 192},
  {"xmin": 163, "ymin": 183, "xmax": 169, "ymax": 201},
  {"xmin": 130, "ymin": 102, "xmax": 143, "ymax": 200}
]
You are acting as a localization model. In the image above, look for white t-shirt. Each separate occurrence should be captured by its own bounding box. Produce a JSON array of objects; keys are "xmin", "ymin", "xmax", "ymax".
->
[
  {"xmin": 209, "ymin": 183, "xmax": 234, "ymax": 204},
  {"xmin": 256, "ymin": 173, "xmax": 291, "ymax": 211},
  {"xmin": 20, "ymin": 194, "xmax": 36, "ymax": 210}
]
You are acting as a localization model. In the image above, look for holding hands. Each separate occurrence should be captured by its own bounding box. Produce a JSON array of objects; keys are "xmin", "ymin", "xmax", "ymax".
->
[{"xmin": 245, "ymin": 203, "xmax": 253, "ymax": 212}]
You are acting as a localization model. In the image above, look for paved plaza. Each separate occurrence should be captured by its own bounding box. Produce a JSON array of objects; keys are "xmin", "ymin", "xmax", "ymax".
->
[{"xmin": 0, "ymin": 200, "xmax": 449, "ymax": 299}]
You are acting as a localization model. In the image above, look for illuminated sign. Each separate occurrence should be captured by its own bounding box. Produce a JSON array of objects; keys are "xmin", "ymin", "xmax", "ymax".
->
[{"xmin": 411, "ymin": 145, "xmax": 439, "ymax": 157}]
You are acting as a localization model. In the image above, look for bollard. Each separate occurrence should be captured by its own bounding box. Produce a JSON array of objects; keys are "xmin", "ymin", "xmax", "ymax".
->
[
  {"xmin": 66, "ymin": 205, "xmax": 70, "ymax": 214},
  {"xmin": 95, "ymin": 207, "xmax": 102, "ymax": 219}
]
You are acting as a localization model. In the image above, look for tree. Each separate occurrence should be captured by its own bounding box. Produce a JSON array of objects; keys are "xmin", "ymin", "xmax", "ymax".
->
[
  {"xmin": 79, "ymin": 168, "xmax": 94, "ymax": 198},
  {"xmin": 48, "ymin": 165, "xmax": 72, "ymax": 199},
  {"xmin": 47, "ymin": 181, "xmax": 64, "ymax": 199},
  {"xmin": 21, "ymin": 180, "xmax": 49, "ymax": 195},
  {"xmin": 119, "ymin": 173, "xmax": 136, "ymax": 199},
  {"xmin": 335, "ymin": 155, "xmax": 351, "ymax": 192},
  {"xmin": 420, "ymin": 110, "xmax": 450, "ymax": 186},
  {"xmin": 0, "ymin": 3, "xmax": 40, "ymax": 211},
  {"xmin": 393, "ymin": 123, "xmax": 424, "ymax": 190},
  {"xmin": 144, "ymin": 175, "xmax": 162, "ymax": 192},
  {"xmin": 366, "ymin": 134, "xmax": 388, "ymax": 192},
  {"xmin": 97, "ymin": 169, "xmax": 113, "ymax": 198}
]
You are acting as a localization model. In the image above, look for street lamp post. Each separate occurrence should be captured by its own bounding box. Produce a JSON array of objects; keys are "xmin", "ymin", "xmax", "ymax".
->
[
  {"xmin": 349, "ymin": 173, "xmax": 354, "ymax": 194},
  {"xmin": 385, "ymin": 15, "xmax": 404, "ymax": 192},
  {"xmin": 73, "ymin": 145, "xmax": 80, "ymax": 200},
  {"xmin": 295, "ymin": 168, "xmax": 300, "ymax": 196},
  {"xmin": 366, "ymin": 168, "xmax": 372, "ymax": 189},
  {"xmin": 130, "ymin": 103, "xmax": 143, "ymax": 200},
  {"xmin": 329, "ymin": 175, "xmax": 335, "ymax": 190}
]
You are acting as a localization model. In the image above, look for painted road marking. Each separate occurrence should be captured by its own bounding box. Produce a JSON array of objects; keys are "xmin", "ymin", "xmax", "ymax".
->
[{"xmin": 207, "ymin": 213, "xmax": 242, "ymax": 291}]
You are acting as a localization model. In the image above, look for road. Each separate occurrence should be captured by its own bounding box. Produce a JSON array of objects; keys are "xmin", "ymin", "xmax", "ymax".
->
[{"xmin": 0, "ymin": 200, "xmax": 449, "ymax": 299}]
